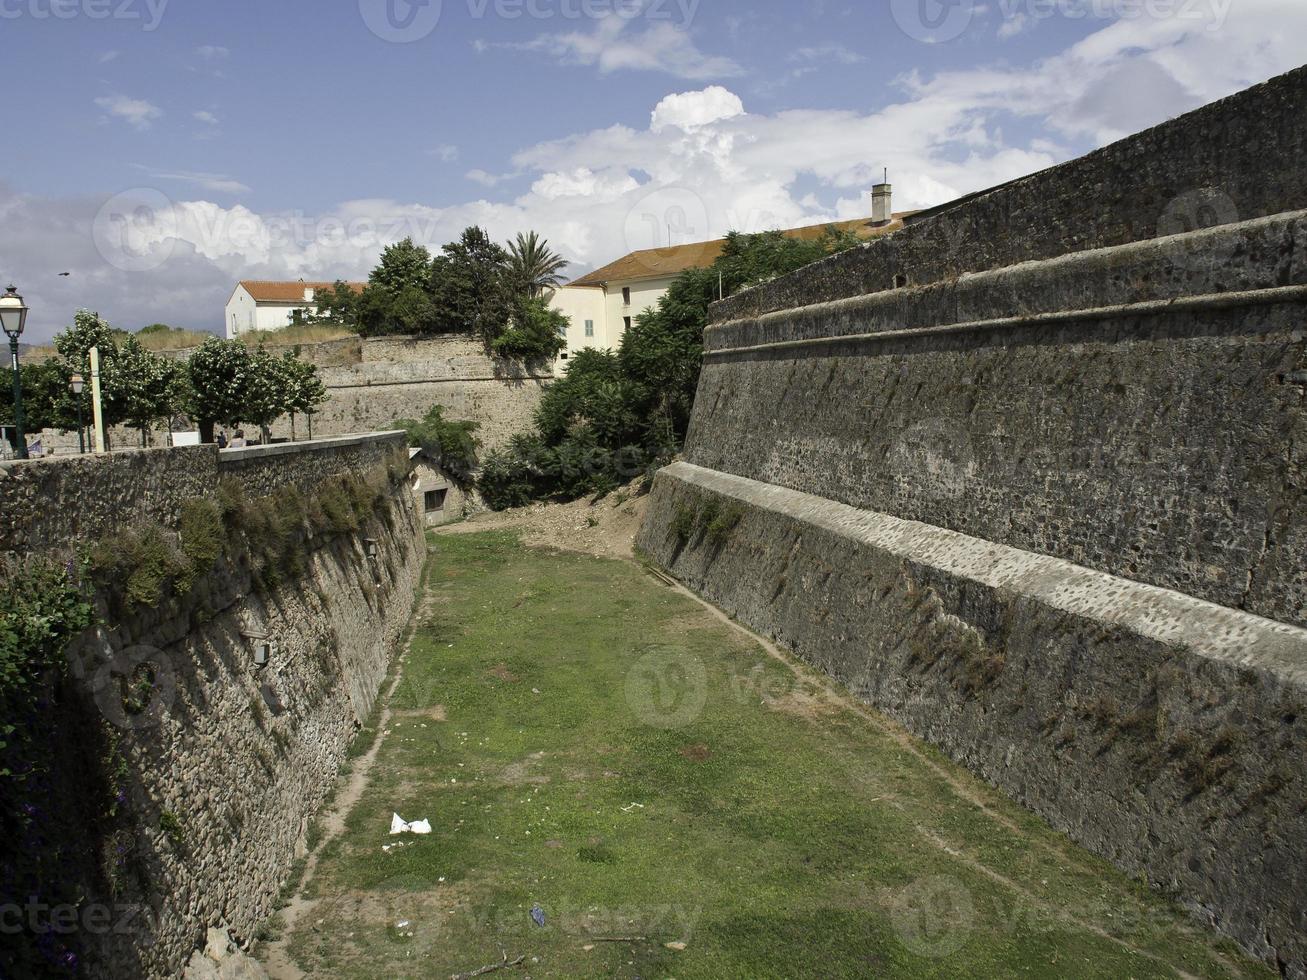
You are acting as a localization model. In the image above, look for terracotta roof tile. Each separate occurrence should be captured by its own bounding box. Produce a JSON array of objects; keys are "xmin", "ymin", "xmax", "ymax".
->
[
  {"xmin": 567, "ymin": 213, "xmax": 912, "ymax": 287},
  {"xmin": 239, "ymin": 280, "xmax": 366, "ymax": 303}
]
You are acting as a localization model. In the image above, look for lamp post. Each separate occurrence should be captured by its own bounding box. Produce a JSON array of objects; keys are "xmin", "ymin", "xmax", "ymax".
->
[
  {"xmin": 70, "ymin": 373, "xmax": 86, "ymax": 454},
  {"xmin": 0, "ymin": 286, "xmax": 30, "ymax": 460}
]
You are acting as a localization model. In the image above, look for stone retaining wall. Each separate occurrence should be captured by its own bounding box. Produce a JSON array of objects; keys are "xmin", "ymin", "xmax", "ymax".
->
[
  {"xmin": 216, "ymin": 432, "xmax": 407, "ymax": 499},
  {"xmin": 0, "ymin": 434, "xmax": 426, "ymax": 979},
  {"xmin": 638, "ymin": 71, "xmax": 1307, "ymax": 977},
  {"xmin": 689, "ymin": 216, "xmax": 1307, "ymax": 629},
  {"xmin": 638, "ymin": 463, "xmax": 1307, "ymax": 977},
  {"xmin": 303, "ymin": 335, "xmax": 552, "ymax": 451}
]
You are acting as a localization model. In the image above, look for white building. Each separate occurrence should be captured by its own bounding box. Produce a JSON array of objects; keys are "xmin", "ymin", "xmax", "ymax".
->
[
  {"xmin": 549, "ymin": 183, "xmax": 907, "ymax": 370},
  {"xmin": 224, "ymin": 280, "xmax": 364, "ymax": 338}
]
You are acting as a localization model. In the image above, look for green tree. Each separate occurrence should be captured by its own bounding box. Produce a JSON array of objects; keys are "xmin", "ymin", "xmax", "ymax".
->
[
  {"xmin": 51, "ymin": 310, "xmax": 139, "ymax": 442},
  {"xmin": 53, "ymin": 310, "xmax": 120, "ymax": 370},
  {"xmin": 112, "ymin": 335, "xmax": 186, "ymax": 445},
  {"xmin": 369, "ymin": 237, "xmax": 434, "ymax": 295},
  {"xmin": 187, "ymin": 337, "xmax": 254, "ymax": 443},
  {"xmin": 241, "ymin": 346, "xmax": 295, "ymax": 442},
  {"xmin": 491, "ymin": 297, "xmax": 569, "ymax": 363},
  {"xmin": 0, "ymin": 360, "xmax": 69, "ymax": 435},
  {"xmin": 282, "ymin": 351, "xmax": 328, "ymax": 441},
  {"xmin": 505, "ymin": 231, "xmax": 569, "ymax": 299},
  {"xmin": 351, "ymin": 284, "xmax": 398, "ymax": 337},
  {"xmin": 430, "ymin": 226, "xmax": 511, "ymax": 342},
  {"xmin": 393, "ymin": 404, "xmax": 480, "ymax": 488},
  {"xmin": 305, "ymin": 281, "xmax": 364, "ymax": 329},
  {"xmin": 476, "ymin": 228, "xmax": 862, "ymax": 508},
  {"xmin": 389, "ymin": 284, "xmax": 440, "ymax": 335}
]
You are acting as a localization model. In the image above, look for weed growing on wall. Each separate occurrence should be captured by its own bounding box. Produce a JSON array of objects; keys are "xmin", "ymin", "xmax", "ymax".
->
[
  {"xmin": 704, "ymin": 503, "xmax": 744, "ymax": 546},
  {"xmin": 668, "ymin": 495, "xmax": 744, "ymax": 548},
  {"xmin": 93, "ymin": 527, "xmax": 190, "ymax": 609},
  {"xmin": 670, "ymin": 503, "xmax": 697, "ymax": 543},
  {"xmin": 89, "ymin": 463, "xmax": 403, "ymax": 610}
]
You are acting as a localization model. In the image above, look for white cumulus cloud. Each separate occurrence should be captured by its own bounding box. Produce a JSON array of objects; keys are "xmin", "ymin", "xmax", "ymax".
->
[
  {"xmin": 651, "ymin": 86, "xmax": 745, "ymax": 132},
  {"xmin": 12, "ymin": 1, "xmax": 1306, "ymax": 341}
]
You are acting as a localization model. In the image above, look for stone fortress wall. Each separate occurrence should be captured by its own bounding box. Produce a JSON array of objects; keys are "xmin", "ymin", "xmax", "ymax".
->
[
  {"xmin": 163, "ymin": 333, "xmax": 552, "ymax": 453},
  {"xmin": 638, "ymin": 66, "xmax": 1307, "ymax": 977},
  {"xmin": 300, "ymin": 334, "xmax": 552, "ymax": 451},
  {"xmin": 20, "ymin": 333, "xmax": 551, "ymax": 459},
  {"xmin": 0, "ymin": 433, "xmax": 426, "ymax": 979}
]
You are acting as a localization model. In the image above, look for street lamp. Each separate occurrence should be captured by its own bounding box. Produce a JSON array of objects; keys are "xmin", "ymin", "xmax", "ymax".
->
[
  {"xmin": 0, "ymin": 286, "xmax": 29, "ymax": 460},
  {"xmin": 70, "ymin": 374, "xmax": 86, "ymax": 454}
]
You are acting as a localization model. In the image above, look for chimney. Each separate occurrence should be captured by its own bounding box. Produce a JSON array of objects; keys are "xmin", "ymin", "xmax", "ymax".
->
[
  {"xmin": 872, "ymin": 172, "xmax": 893, "ymax": 225},
  {"xmin": 304, "ymin": 286, "xmax": 315, "ymax": 302}
]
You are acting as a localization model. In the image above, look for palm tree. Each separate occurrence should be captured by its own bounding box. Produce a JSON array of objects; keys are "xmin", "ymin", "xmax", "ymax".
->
[{"xmin": 506, "ymin": 231, "xmax": 569, "ymax": 298}]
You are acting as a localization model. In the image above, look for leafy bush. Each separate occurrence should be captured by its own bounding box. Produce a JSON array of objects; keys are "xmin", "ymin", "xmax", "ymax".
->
[
  {"xmin": 0, "ymin": 558, "xmax": 96, "ymax": 978},
  {"xmin": 478, "ymin": 229, "xmax": 860, "ymax": 510},
  {"xmin": 491, "ymin": 297, "xmax": 568, "ymax": 363},
  {"xmin": 0, "ymin": 558, "xmax": 95, "ymax": 767},
  {"xmin": 477, "ymin": 434, "xmax": 554, "ymax": 511},
  {"xmin": 92, "ymin": 525, "xmax": 190, "ymax": 608},
  {"xmin": 393, "ymin": 404, "xmax": 480, "ymax": 488}
]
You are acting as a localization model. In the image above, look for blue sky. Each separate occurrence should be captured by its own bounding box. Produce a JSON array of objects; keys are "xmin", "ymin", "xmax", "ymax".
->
[{"xmin": 2, "ymin": 0, "xmax": 1302, "ymax": 340}]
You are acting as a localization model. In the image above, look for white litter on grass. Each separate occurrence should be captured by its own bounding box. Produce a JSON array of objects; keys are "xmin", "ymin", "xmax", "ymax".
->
[
  {"xmin": 391, "ymin": 813, "xmax": 433, "ymax": 835},
  {"xmin": 621, "ymin": 803, "xmax": 645, "ymax": 813}
]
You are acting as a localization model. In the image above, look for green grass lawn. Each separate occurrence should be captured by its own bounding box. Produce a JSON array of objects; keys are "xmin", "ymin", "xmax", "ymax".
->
[{"xmin": 279, "ymin": 530, "xmax": 1270, "ymax": 979}]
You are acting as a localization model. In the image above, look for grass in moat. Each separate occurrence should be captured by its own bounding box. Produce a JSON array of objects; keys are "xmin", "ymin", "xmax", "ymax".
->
[{"xmin": 279, "ymin": 530, "xmax": 1271, "ymax": 980}]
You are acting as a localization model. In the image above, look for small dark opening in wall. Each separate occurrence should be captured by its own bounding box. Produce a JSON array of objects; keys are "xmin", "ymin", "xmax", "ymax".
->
[
  {"xmin": 893, "ymin": 274, "xmax": 908, "ymax": 289},
  {"xmin": 424, "ymin": 489, "xmax": 448, "ymax": 513}
]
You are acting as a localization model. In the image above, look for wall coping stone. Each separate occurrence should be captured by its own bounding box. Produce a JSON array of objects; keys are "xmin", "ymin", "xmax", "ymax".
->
[
  {"xmin": 218, "ymin": 431, "xmax": 406, "ymax": 464},
  {"xmin": 662, "ymin": 461, "xmax": 1307, "ymax": 685},
  {"xmin": 706, "ymin": 210, "xmax": 1307, "ymax": 351}
]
